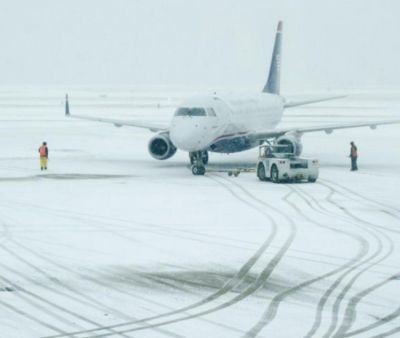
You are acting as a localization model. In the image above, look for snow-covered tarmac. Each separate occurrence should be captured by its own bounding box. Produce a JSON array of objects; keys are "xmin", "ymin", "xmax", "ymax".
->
[{"xmin": 0, "ymin": 87, "xmax": 400, "ymax": 338}]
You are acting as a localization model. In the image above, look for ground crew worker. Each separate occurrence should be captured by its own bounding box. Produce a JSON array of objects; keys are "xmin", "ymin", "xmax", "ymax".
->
[
  {"xmin": 38, "ymin": 142, "xmax": 49, "ymax": 170},
  {"xmin": 349, "ymin": 141, "xmax": 358, "ymax": 171}
]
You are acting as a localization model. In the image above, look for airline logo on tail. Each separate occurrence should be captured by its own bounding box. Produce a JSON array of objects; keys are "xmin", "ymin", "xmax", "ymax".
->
[{"xmin": 263, "ymin": 21, "xmax": 283, "ymax": 95}]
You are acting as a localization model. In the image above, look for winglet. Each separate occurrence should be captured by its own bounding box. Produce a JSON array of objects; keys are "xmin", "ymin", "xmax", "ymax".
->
[
  {"xmin": 263, "ymin": 21, "xmax": 283, "ymax": 95},
  {"xmin": 65, "ymin": 94, "xmax": 70, "ymax": 116}
]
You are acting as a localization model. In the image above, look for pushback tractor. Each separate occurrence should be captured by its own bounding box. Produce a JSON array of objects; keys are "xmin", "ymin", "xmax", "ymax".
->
[{"xmin": 256, "ymin": 144, "xmax": 319, "ymax": 183}]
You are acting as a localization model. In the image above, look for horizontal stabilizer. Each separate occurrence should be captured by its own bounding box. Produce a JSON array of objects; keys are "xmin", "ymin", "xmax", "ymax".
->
[{"xmin": 284, "ymin": 95, "xmax": 346, "ymax": 108}]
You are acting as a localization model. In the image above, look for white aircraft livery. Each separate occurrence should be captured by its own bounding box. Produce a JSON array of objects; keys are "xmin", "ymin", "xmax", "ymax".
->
[{"xmin": 65, "ymin": 21, "xmax": 400, "ymax": 175}]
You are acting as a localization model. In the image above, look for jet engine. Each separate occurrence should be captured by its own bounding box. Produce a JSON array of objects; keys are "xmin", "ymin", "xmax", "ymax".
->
[
  {"xmin": 275, "ymin": 133, "xmax": 303, "ymax": 156},
  {"xmin": 148, "ymin": 133, "xmax": 177, "ymax": 160}
]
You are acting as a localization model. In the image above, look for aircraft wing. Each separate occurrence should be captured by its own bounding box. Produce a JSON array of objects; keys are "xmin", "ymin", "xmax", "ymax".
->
[
  {"xmin": 251, "ymin": 119, "xmax": 400, "ymax": 141},
  {"xmin": 65, "ymin": 95, "xmax": 169, "ymax": 132},
  {"xmin": 283, "ymin": 95, "xmax": 347, "ymax": 108}
]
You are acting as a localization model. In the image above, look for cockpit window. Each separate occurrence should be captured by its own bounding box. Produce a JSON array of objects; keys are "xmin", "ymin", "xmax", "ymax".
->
[{"xmin": 174, "ymin": 108, "xmax": 207, "ymax": 117}]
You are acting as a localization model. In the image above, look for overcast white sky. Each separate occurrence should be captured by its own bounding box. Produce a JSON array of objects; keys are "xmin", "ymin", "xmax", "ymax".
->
[{"xmin": 0, "ymin": 0, "xmax": 399, "ymax": 91}]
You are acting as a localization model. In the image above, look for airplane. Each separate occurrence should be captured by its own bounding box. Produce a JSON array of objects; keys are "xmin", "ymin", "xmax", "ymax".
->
[{"xmin": 65, "ymin": 21, "xmax": 400, "ymax": 175}]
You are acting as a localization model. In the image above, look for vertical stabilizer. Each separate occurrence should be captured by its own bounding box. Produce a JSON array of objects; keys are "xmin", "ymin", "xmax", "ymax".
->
[{"xmin": 263, "ymin": 21, "xmax": 283, "ymax": 95}]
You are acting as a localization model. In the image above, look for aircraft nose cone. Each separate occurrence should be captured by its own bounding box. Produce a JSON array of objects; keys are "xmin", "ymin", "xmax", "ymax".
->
[{"xmin": 170, "ymin": 119, "xmax": 209, "ymax": 152}]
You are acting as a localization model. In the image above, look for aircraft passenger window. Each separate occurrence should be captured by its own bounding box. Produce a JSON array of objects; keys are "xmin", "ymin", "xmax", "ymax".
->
[{"xmin": 207, "ymin": 108, "xmax": 217, "ymax": 116}]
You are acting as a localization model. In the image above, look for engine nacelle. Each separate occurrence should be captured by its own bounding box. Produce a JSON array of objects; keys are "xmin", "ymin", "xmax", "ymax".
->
[
  {"xmin": 148, "ymin": 133, "xmax": 177, "ymax": 160},
  {"xmin": 276, "ymin": 134, "xmax": 303, "ymax": 156}
]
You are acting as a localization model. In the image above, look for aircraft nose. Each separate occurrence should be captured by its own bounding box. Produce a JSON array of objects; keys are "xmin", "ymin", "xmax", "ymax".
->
[{"xmin": 170, "ymin": 119, "xmax": 209, "ymax": 152}]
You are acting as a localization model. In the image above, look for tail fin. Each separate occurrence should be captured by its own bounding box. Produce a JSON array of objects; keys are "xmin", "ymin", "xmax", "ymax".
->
[{"xmin": 263, "ymin": 21, "xmax": 283, "ymax": 95}]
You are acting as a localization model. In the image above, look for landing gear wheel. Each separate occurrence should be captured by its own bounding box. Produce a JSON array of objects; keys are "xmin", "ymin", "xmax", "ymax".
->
[
  {"xmin": 192, "ymin": 165, "xmax": 205, "ymax": 176},
  {"xmin": 271, "ymin": 165, "xmax": 280, "ymax": 183},
  {"xmin": 257, "ymin": 164, "xmax": 267, "ymax": 181}
]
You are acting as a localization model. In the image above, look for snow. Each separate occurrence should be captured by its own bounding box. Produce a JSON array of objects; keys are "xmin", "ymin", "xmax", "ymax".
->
[{"xmin": 0, "ymin": 87, "xmax": 399, "ymax": 338}]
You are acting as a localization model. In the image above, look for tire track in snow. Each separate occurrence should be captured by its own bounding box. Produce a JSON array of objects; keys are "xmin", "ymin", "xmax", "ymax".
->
[
  {"xmin": 9, "ymin": 199, "xmax": 389, "ymax": 275},
  {"xmin": 0, "ymin": 212, "xmax": 12, "ymax": 244},
  {"xmin": 318, "ymin": 182, "xmax": 400, "ymax": 338},
  {"xmin": 333, "ymin": 274, "xmax": 400, "ymax": 337},
  {"xmin": 1, "ymin": 202, "xmax": 256, "ymax": 336},
  {"xmin": 242, "ymin": 184, "xmax": 371, "ymax": 338},
  {"xmin": 361, "ymin": 325, "xmax": 400, "ymax": 338},
  {"xmin": 245, "ymin": 181, "xmax": 396, "ymax": 338},
  {"xmin": 13, "ymin": 238, "xmax": 250, "ymax": 338},
  {"xmin": 291, "ymin": 184, "xmax": 386, "ymax": 338},
  {"xmin": 43, "ymin": 174, "xmax": 296, "ymax": 338},
  {"xmin": 40, "ymin": 174, "xmax": 283, "ymax": 337},
  {"xmin": 343, "ymin": 303, "xmax": 400, "ymax": 337},
  {"xmin": 0, "ymin": 212, "xmax": 187, "ymax": 338},
  {"xmin": 0, "ymin": 297, "xmax": 68, "ymax": 336},
  {"xmin": 2, "ymin": 199, "xmax": 261, "ymax": 253},
  {"xmin": 0, "ymin": 227, "xmax": 142, "ymax": 337},
  {"xmin": 0, "ymin": 214, "xmax": 70, "ymax": 336},
  {"xmin": 0, "ymin": 260, "xmax": 93, "ymax": 332},
  {"xmin": 4, "ymin": 177, "xmax": 279, "ymax": 338},
  {"xmin": 321, "ymin": 179, "xmax": 400, "ymax": 221},
  {"xmin": 315, "ymin": 182, "xmax": 400, "ymax": 337},
  {"xmin": 320, "ymin": 179, "xmax": 400, "ymax": 236},
  {"xmin": 315, "ymin": 182, "xmax": 394, "ymax": 338},
  {"xmin": 1, "ymin": 243, "xmax": 190, "ymax": 338}
]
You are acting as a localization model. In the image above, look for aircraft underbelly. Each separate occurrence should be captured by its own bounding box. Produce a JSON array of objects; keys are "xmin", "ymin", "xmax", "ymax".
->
[{"xmin": 208, "ymin": 135, "xmax": 257, "ymax": 153}]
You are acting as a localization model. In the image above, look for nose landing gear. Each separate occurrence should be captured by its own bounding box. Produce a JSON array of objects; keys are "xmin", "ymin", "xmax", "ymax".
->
[
  {"xmin": 189, "ymin": 151, "xmax": 208, "ymax": 165},
  {"xmin": 189, "ymin": 151, "xmax": 208, "ymax": 175}
]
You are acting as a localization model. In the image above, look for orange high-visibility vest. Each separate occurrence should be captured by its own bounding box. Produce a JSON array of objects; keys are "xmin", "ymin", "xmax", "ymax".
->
[{"xmin": 39, "ymin": 145, "xmax": 47, "ymax": 157}]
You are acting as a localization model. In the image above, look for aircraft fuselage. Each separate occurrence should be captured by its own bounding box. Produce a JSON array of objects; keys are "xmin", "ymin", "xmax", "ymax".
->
[{"xmin": 169, "ymin": 93, "xmax": 284, "ymax": 153}]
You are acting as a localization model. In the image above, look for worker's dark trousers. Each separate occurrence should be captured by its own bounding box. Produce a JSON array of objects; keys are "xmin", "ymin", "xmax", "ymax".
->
[{"xmin": 351, "ymin": 157, "xmax": 358, "ymax": 171}]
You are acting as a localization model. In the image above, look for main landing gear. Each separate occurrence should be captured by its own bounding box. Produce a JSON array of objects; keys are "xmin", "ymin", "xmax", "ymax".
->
[{"xmin": 189, "ymin": 151, "xmax": 208, "ymax": 176}]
